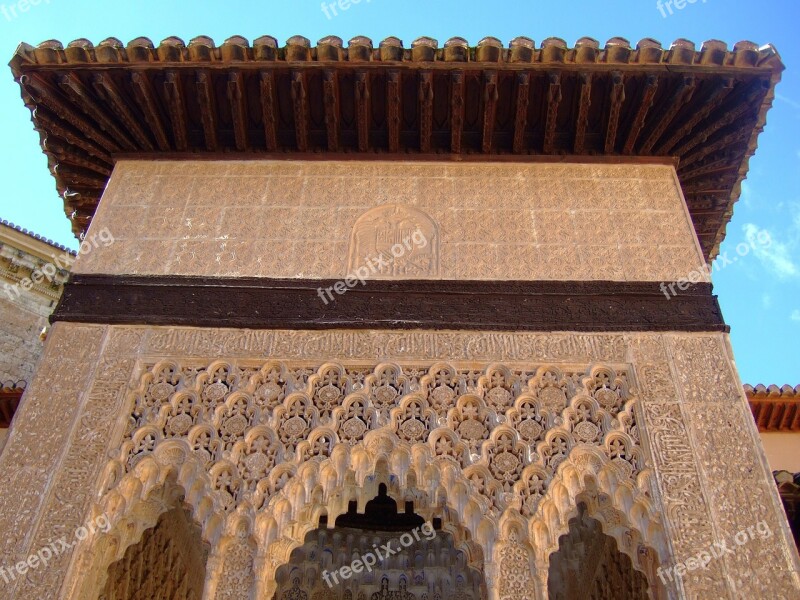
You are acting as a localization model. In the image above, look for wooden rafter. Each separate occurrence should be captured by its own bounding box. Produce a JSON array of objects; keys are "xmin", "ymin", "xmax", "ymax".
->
[
  {"xmin": 228, "ymin": 71, "xmax": 248, "ymax": 151},
  {"xmin": 291, "ymin": 70, "xmax": 309, "ymax": 151},
  {"xmin": 33, "ymin": 106, "xmax": 112, "ymax": 162},
  {"xmin": 92, "ymin": 73, "xmax": 154, "ymax": 151},
  {"xmin": 130, "ymin": 71, "xmax": 171, "ymax": 152},
  {"xmin": 196, "ymin": 70, "xmax": 218, "ymax": 152},
  {"xmin": 640, "ymin": 75, "xmax": 696, "ymax": 154},
  {"xmin": 674, "ymin": 84, "xmax": 764, "ymax": 157},
  {"xmin": 355, "ymin": 70, "xmax": 370, "ymax": 152},
  {"xmin": 43, "ymin": 138, "xmax": 112, "ymax": 176},
  {"xmin": 604, "ymin": 72, "xmax": 625, "ymax": 154},
  {"xmin": 259, "ymin": 71, "xmax": 278, "ymax": 152},
  {"xmin": 387, "ymin": 70, "xmax": 401, "ymax": 153},
  {"xmin": 22, "ymin": 74, "xmax": 121, "ymax": 154},
  {"xmin": 574, "ymin": 72, "xmax": 593, "ymax": 154},
  {"xmin": 482, "ymin": 70, "xmax": 498, "ymax": 153},
  {"xmin": 57, "ymin": 72, "xmax": 137, "ymax": 151},
  {"xmin": 513, "ymin": 72, "xmax": 530, "ymax": 154},
  {"xmin": 323, "ymin": 69, "xmax": 339, "ymax": 151},
  {"xmin": 543, "ymin": 72, "xmax": 562, "ymax": 154},
  {"xmin": 656, "ymin": 78, "xmax": 734, "ymax": 154},
  {"xmin": 163, "ymin": 70, "xmax": 189, "ymax": 151},
  {"xmin": 450, "ymin": 71, "xmax": 465, "ymax": 154},
  {"xmin": 622, "ymin": 75, "xmax": 658, "ymax": 155},
  {"xmin": 419, "ymin": 71, "xmax": 434, "ymax": 152}
]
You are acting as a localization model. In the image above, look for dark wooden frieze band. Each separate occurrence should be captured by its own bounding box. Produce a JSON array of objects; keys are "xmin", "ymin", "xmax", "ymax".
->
[{"xmin": 52, "ymin": 275, "xmax": 728, "ymax": 332}]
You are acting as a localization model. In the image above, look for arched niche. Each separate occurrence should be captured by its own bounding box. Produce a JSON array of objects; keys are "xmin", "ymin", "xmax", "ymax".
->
[{"xmin": 547, "ymin": 503, "xmax": 656, "ymax": 600}]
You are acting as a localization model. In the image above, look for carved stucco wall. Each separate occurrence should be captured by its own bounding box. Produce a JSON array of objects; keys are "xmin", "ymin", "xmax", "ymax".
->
[
  {"xmin": 72, "ymin": 160, "xmax": 706, "ymax": 282},
  {"xmin": 0, "ymin": 324, "xmax": 797, "ymax": 599}
]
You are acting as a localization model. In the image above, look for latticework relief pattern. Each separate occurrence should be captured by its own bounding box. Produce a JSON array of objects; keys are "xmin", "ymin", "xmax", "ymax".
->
[{"xmin": 116, "ymin": 361, "xmax": 644, "ymax": 520}]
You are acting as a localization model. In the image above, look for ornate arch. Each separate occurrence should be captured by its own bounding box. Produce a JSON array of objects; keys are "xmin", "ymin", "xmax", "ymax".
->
[
  {"xmin": 71, "ymin": 359, "xmax": 666, "ymax": 600},
  {"xmin": 529, "ymin": 446, "xmax": 668, "ymax": 598},
  {"xmin": 64, "ymin": 441, "xmax": 225, "ymax": 600}
]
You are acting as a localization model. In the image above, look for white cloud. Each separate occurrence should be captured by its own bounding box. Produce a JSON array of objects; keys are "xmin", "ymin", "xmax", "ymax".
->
[
  {"xmin": 792, "ymin": 310, "xmax": 800, "ymax": 322},
  {"xmin": 739, "ymin": 181, "xmax": 754, "ymax": 208},
  {"xmin": 777, "ymin": 93, "xmax": 800, "ymax": 110},
  {"xmin": 742, "ymin": 223, "xmax": 799, "ymax": 279}
]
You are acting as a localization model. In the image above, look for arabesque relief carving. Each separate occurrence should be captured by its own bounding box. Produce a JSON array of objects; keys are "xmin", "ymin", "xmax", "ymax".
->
[
  {"xmin": 2, "ymin": 327, "xmax": 795, "ymax": 600},
  {"xmin": 347, "ymin": 205, "xmax": 439, "ymax": 278}
]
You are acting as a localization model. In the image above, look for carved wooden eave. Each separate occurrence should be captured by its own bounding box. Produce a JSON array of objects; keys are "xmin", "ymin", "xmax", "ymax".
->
[
  {"xmin": 9, "ymin": 35, "xmax": 783, "ymax": 258},
  {"xmin": 746, "ymin": 384, "xmax": 800, "ymax": 432}
]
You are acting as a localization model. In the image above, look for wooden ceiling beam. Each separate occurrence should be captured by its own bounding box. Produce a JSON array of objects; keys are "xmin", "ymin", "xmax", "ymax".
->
[
  {"xmin": 513, "ymin": 72, "xmax": 530, "ymax": 154},
  {"xmin": 43, "ymin": 137, "xmax": 112, "ymax": 176},
  {"xmin": 323, "ymin": 69, "xmax": 339, "ymax": 151},
  {"xmin": 622, "ymin": 74, "xmax": 658, "ymax": 155},
  {"xmin": 54, "ymin": 164, "xmax": 109, "ymax": 188},
  {"xmin": 657, "ymin": 78, "xmax": 734, "ymax": 154},
  {"xmin": 640, "ymin": 75, "xmax": 696, "ymax": 154},
  {"xmin": 57, "ymin": 72, "xmax": 137, "ymax": 152},
  {"xmin": 482, "ymin": 70, "xmax": 499, "ymax": 154},
  {"xmin": 419, "ymin": 70, "xmax": 434, "ymax": 153},
  {"xmin": 604, "ymin": 72, "xmax": 625, "ymax": 154},
  {"xmin": 259, "ymin": 71, "xmax": 279, "ymax": 152},
  {"xmin": 573, "ymin": 73, "xmax": 592, "ymax": 154},
  {"xmin": 450, "ymin": 71, "xmax": 465, "ymax": 154},
  {"xmin": 228, "ymin": 71, "xmax": 249, "ymax": 151},
  {"xmin": 291, "ymin": 70, "xmax": 309, "ymax": 152},
  {"xmin": 92, "ymin": 73, "xmax": 154, "ymax": 151},
  {"xmin": 130, "ymin": 72, "xmax": 171, "ymax": 152},
  {"xmin": 678, "ymin": 154, "xmax": 737, "ymax": 181},
  {"xmin": 163, "ymin": 70, "xmax": 189, "ymax": 152},
  {"xmin": 355, "ymin": 70, "xmax": 370, "ymax": 152},
  {"xmin": 387, "ymin": 70, "xmax": 401, "ymax": 153},
  {"xmin": 681, "ymin": 123, "xmax": 755, "ymax": 169},
  {"xmin": 674, "ymin": 85, "xmax": 764, "ymax": 157},
  {"xmin": 196, "ymin": 71, "xmax": 218, "ymax": 152},
  {"xmin": 32, "ymin": 106, "xmax": 112, "ymax": 163},
  {"xmin": 543, "ymin": 72, "xmax": 562, "ymax": 154},
  {"xmin": 22, "ymin": 74, "xmax": 121, "ymax": 154}
]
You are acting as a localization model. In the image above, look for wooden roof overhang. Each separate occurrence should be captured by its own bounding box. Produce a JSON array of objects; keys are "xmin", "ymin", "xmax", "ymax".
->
[
  {"xmin": 747, "ymin": 384, "xmax": 800, "ymax": 432},
  {"xmin": 10, "ymin": 35, "xmax": 784, "ymax": 258}
]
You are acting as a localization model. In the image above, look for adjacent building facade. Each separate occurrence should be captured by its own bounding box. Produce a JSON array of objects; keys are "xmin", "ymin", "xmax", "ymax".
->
[
  {"xmin": 0, "ymin": 219, "xmax": 73, "ymax": 451},
  {"xmin": 2, "ymin": 34, "xmax": 799, "ymax": 599}
]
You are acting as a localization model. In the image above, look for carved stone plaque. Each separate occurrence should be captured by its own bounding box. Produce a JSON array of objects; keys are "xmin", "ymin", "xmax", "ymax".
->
[{"xmin": 347, "ymin": 205, "xmax": 439, "ymax": 278}]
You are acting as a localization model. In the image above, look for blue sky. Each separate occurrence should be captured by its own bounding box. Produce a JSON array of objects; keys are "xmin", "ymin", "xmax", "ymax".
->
[{"xmin": 1, "ymin": 0, "xmax": 798, "ymax": 385}]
